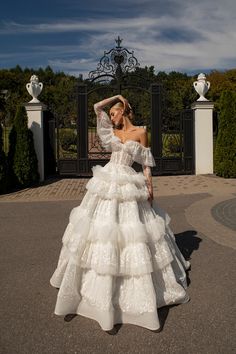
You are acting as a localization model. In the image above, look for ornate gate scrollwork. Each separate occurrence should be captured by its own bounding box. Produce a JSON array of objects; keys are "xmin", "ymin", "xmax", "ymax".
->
[{"xmin": 88, "ymin": 36, "xmax": 140, "ymax": 81}]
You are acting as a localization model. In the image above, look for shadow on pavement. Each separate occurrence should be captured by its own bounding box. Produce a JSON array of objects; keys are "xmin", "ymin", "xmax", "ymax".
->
[
  {"xmin": 175, "ymin": 229, "xmax": 202, "ymax": 287},
  {"xmin": 175, "ymin": 230, "xmax": 202, "ymax": 261}
]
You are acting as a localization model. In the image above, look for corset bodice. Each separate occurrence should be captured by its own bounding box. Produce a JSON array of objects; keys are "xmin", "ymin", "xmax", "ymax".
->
[{"xmin": 110, "ymin": 150, "xmax": 134, "ymax": 166}]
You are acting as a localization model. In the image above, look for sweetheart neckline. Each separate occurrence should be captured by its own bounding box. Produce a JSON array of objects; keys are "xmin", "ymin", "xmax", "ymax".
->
[{"xmin": 112, "ymin": 134, "xmax": 150, "ymax": 150}]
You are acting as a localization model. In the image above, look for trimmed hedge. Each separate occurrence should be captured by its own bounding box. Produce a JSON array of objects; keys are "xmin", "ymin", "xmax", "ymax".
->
[
  {"xmin": 0, "ymin": 124, "xmax": 7, "ymax": 193},
  {"xmin": 214, "ymin": 91, "xmax": 236, "ymax": 178}
]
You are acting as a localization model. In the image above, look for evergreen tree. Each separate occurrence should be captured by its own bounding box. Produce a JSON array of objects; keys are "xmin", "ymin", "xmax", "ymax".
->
[
  {"xmin": 0, "ymin": 124, "xmax": 7, "ymax": 193},
  {"xmin": 7, "ymin": 125, "xmax": 18, "ymax": 189},
  {"xmin": 9, "ymin": 105, "xmax": 39, "ymax": 187},
  {"xmin": 214, "ymin": 91, "xmax": 236, "ymax": 177}
]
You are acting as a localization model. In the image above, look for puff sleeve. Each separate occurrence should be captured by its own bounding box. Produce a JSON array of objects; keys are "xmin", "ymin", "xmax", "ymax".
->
[
  {"xmin": 131, "ymin": 143, "xmax": 156, "ymax": 167},
  {"xmin": 94, "ymin": 103, "xmax": 113, "ymax": 151}
]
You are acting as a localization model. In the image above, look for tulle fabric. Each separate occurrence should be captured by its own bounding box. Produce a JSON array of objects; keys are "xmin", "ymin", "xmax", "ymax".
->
[{"xmin": 50, "ymin": 105, "xmax": 190, "ymax": 331}]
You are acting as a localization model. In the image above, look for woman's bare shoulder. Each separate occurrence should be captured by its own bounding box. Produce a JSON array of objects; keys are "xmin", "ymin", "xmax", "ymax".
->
[
  {"xmin": 131, "ymin": 126, "xmax": 146, "ymax": 133},
  {"xmin": 132, "ymin": 127, "xmax": 148, "ymax": 147},
  {"xmin": 135, "ymin": 127, "xmax": 147, "ymax": 138},
  {"xmin": 139, "ymin": 127, "xmax": 147, "ymax": 133}
]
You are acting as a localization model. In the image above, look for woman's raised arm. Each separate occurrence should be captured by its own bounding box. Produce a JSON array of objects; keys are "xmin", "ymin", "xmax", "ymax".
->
[
  {"xmin": 94, "ymin": 95, "xmax": 129, "ymax": 117},
  {"xmin": 94, "ymin": 95, "xmax": 120, "ymax": 113}
]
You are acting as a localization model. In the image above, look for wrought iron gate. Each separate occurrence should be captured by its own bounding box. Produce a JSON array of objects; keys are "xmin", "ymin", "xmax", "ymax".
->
[{"xmin": 56, "ymin": 37, "xmax": 195, "ymax": 176}]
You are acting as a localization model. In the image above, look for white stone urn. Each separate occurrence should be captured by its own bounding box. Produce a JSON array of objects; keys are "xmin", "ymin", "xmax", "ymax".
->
[
  {"xmin": 26, "ymin": 75, "xmax": 43, "ymax": 103},
  {"xmin": 193, "ymin": 73, "xmax": 210, "ymax": 101}
]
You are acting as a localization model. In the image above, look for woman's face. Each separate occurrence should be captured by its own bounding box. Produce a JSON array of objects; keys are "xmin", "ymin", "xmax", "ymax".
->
[{"xmin": 109, "ymin": 107, "xmax": 123, "ymax": 127}]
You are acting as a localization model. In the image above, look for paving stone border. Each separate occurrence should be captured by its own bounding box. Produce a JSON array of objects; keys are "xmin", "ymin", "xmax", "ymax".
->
[
  {"xmin": 211, "ymin": 198, "xmax": 236, "ymax": 232},
  {"xmin": 185, "ymin": 194, "xmax": 236, "ymax": 250}
]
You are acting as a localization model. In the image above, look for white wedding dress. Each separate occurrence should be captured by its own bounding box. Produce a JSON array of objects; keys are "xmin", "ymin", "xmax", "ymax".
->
[{"xmin": 50, "ymin": 103, "xmax": 190, "ymax": 331}]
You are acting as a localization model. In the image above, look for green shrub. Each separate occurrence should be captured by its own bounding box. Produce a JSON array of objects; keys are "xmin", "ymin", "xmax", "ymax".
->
[
  {"xmin": 7, "ymin": 125, "xmax": 18, "ymax": 188},
  {"xmin": 0, "ymin": 124, "xmax": 7, "ymax": 193},
  {"xmin": 60, "ymin": 128, "xmax": 77, "ymax": 151},
  {"xmin": 162, "ymin": 133, "xmax": 181, "ymax": 157},
  {"xmin": 8, "ymin": 105, "xmax": 39, "ymax": 187},
  {"xmin": 214, "ymin": 91, "xmax": 236, "ymax": 177}
]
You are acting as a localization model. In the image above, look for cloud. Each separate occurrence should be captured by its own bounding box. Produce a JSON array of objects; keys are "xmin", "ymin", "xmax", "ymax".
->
[
  {"xmin": 0, "ymin": 0, "xmax": 235, "ymax": 75},
  {"xmin": 0, "ymin": 17, "xmax": 160, "ymax": 35},
  {"xmin": 48, "ymin": 58, "xmax": 97, "ymax": 74}
]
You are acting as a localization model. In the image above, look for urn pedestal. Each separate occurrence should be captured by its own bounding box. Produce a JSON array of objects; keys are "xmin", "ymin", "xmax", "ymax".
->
[
  {"xmin": 192, "ymin": 101, "xmax": 214, "ymax": 175},
  {"xmin": 25, "ymin": 103, "xmax": 47, "ymax": 181},
  {"xmin": 25, "ymin": 75, "xmax": 46, "ymax": 181}
]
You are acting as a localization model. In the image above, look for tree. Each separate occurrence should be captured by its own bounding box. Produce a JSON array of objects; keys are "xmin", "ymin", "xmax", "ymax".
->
[
  {"xmin": 0, "ymin": 124, "xmax": 7, "ymax": 193},
  {"xmin": 7, "ymin": 124, "xmax": 18, "ymax": 188},
  {"xmin": 214, "ymin": 91, "xmax": 236, "ymax": 177},
  {"xmin": 207, "ymin": 69, "xmax": 236, "ymax": 110},
  {"xmin": 8, "ymin": 105, "xmax": 39, "ymax": 187}
]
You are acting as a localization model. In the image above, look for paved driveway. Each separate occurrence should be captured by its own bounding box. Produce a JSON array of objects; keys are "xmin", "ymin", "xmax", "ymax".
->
[{"xmin": 0, "ymin": 189, "xmax": 235, "ymax": 354}]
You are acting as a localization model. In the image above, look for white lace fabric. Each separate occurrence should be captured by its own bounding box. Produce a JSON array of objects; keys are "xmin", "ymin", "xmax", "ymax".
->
[{"xmin": 50, "ymin": 105, "xmax": 190, "ymax": 331}]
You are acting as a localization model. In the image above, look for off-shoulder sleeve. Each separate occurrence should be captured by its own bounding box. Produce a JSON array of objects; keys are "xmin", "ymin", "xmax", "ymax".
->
[
  {"xmin": 132, "ymin": 143, "xmax": 156, "ymax": 167},
  {"xmin": 94, "ymin": 103, "xmax": 113, "ymax": 150}
]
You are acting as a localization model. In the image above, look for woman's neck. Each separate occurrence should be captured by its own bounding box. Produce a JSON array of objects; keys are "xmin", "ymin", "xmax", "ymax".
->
[{"xmin": 122, "ymin": 116, "xmax": 134, "ymax": 131}]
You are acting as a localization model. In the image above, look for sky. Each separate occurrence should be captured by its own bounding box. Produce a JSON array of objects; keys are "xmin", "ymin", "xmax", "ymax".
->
[{"xmin": 0, "ymin": 0, "xmax": 236, "ymax": 78}]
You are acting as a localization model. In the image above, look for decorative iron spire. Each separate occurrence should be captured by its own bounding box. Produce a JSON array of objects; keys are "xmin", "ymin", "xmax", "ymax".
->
[
  {"xmin": 88, "ymin": 37, "xmax": 140, "ymax": 81},
  {"xmin": 115, "ymin": 36, "xmax": 123, "ymax": 48}
]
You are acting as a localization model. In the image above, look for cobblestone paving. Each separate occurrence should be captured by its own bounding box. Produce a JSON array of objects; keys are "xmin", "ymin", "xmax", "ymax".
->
[
  {"xmin": 0, "ymin": 178, "xmax": 88, "ymax": 202},
  {"xmin": 211, "ymin": 197, "xmax": 236, "ymax": 231},
  {"xmin": 1, "ymin": 174, "xmax": 235, "ymax": 249},
  {"xmin": 0, "ymin": 174, "xmax": 236, "ymax": 202}
]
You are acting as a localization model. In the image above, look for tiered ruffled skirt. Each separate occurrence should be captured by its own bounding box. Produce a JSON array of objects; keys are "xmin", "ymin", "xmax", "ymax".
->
[{"xmin": 50, "ymin": 162, "xmax": 190, "ymax": 331}]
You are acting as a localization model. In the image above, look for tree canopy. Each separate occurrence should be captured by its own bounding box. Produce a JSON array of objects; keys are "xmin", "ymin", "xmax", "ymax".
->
[{"xmin": 0, "ymin": 65, "xmax": 235, "ymax": 130}]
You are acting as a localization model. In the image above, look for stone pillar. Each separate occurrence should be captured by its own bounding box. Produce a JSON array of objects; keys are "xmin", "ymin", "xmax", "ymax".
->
[
  {"xmin": 25, "ymin": 102, "xmax": 47, "ymax": 181},
  {"xmin": 191, "ymin": 101, "xmax": 214, "ymax": 175}
]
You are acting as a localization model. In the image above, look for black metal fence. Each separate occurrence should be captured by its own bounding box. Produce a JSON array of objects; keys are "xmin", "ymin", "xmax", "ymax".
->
[
  {"xmin": 51, "ymin": 82, "xmax": 194, "ymax": 176},
  {"xmin": 45, "ymin": 38, "xmax": 195, "ymax": 177}
]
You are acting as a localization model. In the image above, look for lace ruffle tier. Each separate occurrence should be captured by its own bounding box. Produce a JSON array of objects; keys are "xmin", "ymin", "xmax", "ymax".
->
[{"xmin": 50, "ymin": 186, "xmax": 190, "ymax": 330}]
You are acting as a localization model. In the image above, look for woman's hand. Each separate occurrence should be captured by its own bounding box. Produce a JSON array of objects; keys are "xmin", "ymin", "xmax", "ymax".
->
[
  {"xmin": 118, "ymin": 95, "xmax": 129, "ymax": 113},
  {"xmin": 147, "ymin": 185, "xmax": 154, "ymax": 205},
  {"xmin": 143, "ymin": 165, "xmax": 153, "ymax": 206}
]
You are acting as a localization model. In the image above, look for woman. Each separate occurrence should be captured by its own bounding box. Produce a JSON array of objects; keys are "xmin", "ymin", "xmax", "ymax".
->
[{"xmin": 50, "ymin": 94, "xmax": 190, "ymax": 332}]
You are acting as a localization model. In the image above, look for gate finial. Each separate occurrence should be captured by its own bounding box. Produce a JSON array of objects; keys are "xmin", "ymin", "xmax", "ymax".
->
[{"xmin": 115, "ymin": 36, "xmax": 123, "ymax": 48}]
